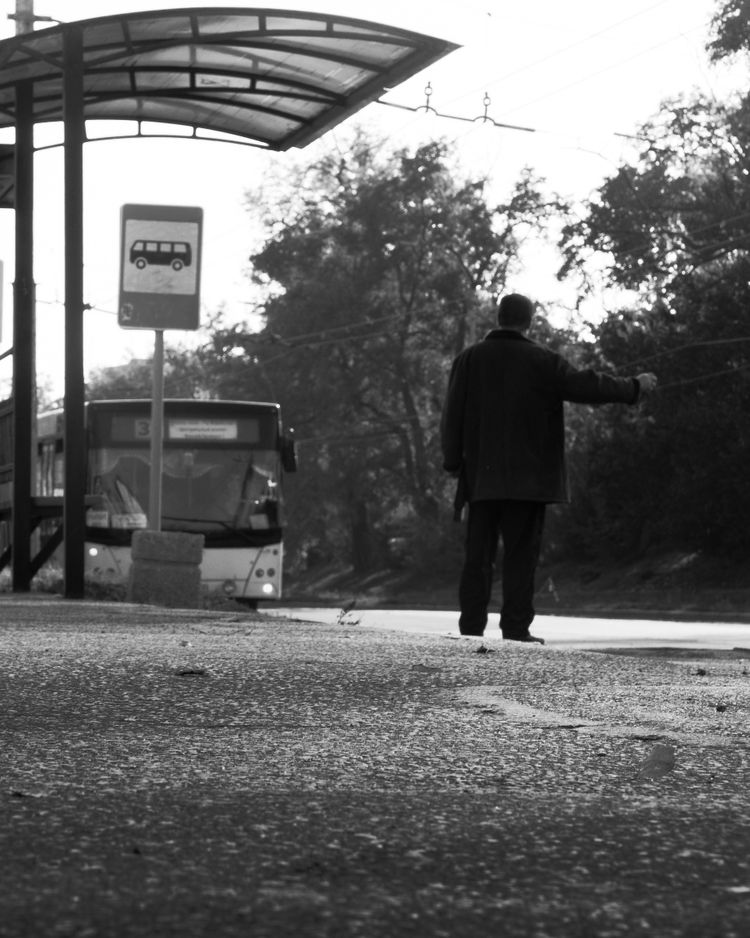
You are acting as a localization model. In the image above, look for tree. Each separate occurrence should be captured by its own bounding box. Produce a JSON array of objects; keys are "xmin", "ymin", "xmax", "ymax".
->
[
  {"xmin": 556, "ymin": 56, "xmax": 750, "ymax": 560},
  {"xmin": 206, "ymin": 132, "xmax": 567, "ymax": 573},
  {"xmin": 560, "ymin": 96, "xmax": 750, "ymax": 299},
  {"xmin": 708, "ymin": 0, "xmax": 750, "ymax": 60},
  {"xmin": 87, "ymin": 349, "xmax": 206, "ymax": 401}
]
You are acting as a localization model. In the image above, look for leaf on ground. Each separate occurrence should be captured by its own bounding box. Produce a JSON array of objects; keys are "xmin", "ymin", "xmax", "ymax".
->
[{"xmin": 636, "ymin": 743, "xmax": 675, "ymax": 779}]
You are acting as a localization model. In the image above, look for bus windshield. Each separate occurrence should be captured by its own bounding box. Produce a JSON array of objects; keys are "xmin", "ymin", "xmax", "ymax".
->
[{"xmin": 86, "ymin": 445, "xmax": 282, "ymax": 538}]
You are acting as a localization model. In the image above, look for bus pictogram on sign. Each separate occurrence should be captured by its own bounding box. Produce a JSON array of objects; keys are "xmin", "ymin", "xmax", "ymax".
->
[{"xmin": 130, "ymin": 239, "xmax": 192, "ymax": 271}]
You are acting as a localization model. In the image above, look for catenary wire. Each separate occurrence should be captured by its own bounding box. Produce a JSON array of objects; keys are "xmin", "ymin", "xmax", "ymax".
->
[{"xmin": 438, "ymin": 0, "xmax": 677, "ymax": 110}]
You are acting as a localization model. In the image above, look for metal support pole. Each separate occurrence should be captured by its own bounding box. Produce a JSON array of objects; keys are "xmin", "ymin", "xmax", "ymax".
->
[
  {"xmin": 11, "ymin": 79, "xmax": 35, "ymax": 591},
  {"xmin": 62, "ymin": 24, "xmax": 86, "ymax": 599},
  {"xmin": 13, "ymin": 0, "xmax": 35, "ymax": 35},
  {"xmin": 149, "ymin": 330, "xmax": 164, "ymax": 531}
]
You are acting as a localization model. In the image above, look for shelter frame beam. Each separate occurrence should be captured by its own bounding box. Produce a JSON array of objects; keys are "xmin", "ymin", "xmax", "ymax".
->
[{"xmin": 11, "ymin": 78, "xmax": 35, "ymax": 591}]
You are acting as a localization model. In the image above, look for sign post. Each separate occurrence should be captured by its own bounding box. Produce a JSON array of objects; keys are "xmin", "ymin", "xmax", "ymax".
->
[
  {"xmin": 149, "ymin": 329, "xmax": 165, "ymax": 531},
  {"xmin": 118, "ymin": 203, "xmax": 202, "ymax": 529}
]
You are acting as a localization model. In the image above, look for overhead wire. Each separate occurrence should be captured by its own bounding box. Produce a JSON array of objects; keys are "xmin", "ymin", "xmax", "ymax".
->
[
  {"xmin": 261, "ymin": 314, "xmax": 400, "ymax": 347},
  {"xmin": 358, "ymin": 0, "xmax": 723, "ymax": 215},
  {"xmin": 377, "ymin": 17, "xmax": 707, "ymax": 158},
  {"xmin": 294, "ymin": 413, "xmax": 427, "ymax": 448},
  {"xmin": 374, "ymin": 4, "xmax": 711, "ymax": 156},
  {"xmin": 657, "ymin": 361, "xmax": 750, "ymax": 390},
  {"xmin": 437, "ymin": 0, "xmax": 677, "ymax": 110},
  {"xmin": 618, "ymin": 336, "xmax": 750, "ymax": 371},
  {"xmin": 493, "ymin": 22, "xmax": 707, "ymax": 123},
  {"xmin": 259, "ymin": 328, "xmax": 401, "ymax": 366},
  {"xmin": 573, "ymin": 207, "xmax": 750, "ymax": 272}
]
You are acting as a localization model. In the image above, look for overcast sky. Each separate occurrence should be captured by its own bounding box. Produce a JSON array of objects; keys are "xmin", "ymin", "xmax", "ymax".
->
[{"xmin": 0, "ymin": 0, "xmax": 740, "ymax": 397}]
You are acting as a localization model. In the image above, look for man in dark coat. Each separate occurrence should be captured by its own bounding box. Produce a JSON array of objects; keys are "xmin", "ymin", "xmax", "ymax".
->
[{"xmin": 441, "ymin": 293, "xmax": 657, "ymax": 642}]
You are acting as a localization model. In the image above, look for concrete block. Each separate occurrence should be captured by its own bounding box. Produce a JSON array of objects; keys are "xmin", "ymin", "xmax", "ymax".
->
[
  {"xmin": 130, "ymin": 530, "xmax": 205, "ymax": 564},
  {"xmin": 127, "ymin": 531, "xmax": 204, "ymax": 608}
]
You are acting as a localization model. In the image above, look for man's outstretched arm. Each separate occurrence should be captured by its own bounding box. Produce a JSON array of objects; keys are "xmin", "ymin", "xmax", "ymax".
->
[{"xmin": 557, "ymin": 355, "xmax": 657, "ymax": 405}]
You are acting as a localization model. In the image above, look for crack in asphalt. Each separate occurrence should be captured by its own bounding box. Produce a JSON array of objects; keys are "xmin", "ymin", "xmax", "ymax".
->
[{"xmin": 453, "ymin": 687, "xmax": 746, "ymax": 749}]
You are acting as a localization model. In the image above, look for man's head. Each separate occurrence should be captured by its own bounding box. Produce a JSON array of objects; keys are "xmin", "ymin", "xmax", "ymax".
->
[{"xmin": 497, "ymin": 293, "xmax": 534, "ymax": 332}]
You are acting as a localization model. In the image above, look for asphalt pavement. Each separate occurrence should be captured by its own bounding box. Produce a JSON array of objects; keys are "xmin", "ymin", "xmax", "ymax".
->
[{"xmin": 1, "ymin": 595, "xmax": 749, "ymax": 938}]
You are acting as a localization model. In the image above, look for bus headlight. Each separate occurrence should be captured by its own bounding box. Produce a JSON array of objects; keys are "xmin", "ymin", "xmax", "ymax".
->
[
  {"xmin": 261, "ymin": 583, "xmax": 275, "ymax": 595},
  {"xmin": 222, "ymin": 579, "xmax": 236, "ymax": 595},
  {"xmin": 88, "ymin": 547, "xmax": 99, "ymax": 557}
]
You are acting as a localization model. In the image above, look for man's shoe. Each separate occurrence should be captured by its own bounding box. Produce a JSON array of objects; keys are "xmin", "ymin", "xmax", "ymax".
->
[
  {"xmin": 504, "ymin": 633, "xmax": 545, "ymax": 645},
  {"xmin": 459, "ymin": 630, "xmax": 484, "ymax": 637}
]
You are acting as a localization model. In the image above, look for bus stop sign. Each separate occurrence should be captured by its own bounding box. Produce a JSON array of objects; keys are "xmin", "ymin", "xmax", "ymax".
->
[{"xmin": 118, "ymin": 203, "xmax": 203, "ymax": 330}]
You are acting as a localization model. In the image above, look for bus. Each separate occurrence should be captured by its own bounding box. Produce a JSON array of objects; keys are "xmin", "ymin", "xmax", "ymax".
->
[{"xmin": 36, "ymin": 399, "xmax": 297, "ymax": 602}]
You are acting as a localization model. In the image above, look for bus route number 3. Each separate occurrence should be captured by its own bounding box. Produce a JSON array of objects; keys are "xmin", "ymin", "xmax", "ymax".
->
[{"xmin": 135, "ymin": 419, "xmax": 151, "ymax": 440}]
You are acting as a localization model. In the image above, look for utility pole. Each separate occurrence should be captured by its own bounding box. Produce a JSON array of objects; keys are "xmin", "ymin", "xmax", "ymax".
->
[
  {"xmin": 12, "ymin": 0, "xmax": 35, "ymax": 34},
  {"xmin": 10, "ymin": 1, "xmax": 59, "ymax": 34}
]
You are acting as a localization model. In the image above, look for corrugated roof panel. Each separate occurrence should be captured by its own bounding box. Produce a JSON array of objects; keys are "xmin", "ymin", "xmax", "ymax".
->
[
  {"xmin": 192, "ymin": 45, "xmax": 266, "ymax": 70},
  {"xmin": 264, "ymin": 15, "xmax": 333, "ymax": 33},
  {"xmin": 196, "ymin": 73, "xmax": 254, "ymax": 89},
  {"xmin": 115, "ymin": 44, "xmax": 193, "ymax": 68},
  {"xmin": 86, "ymin": 71, "xmax": 133, "ymax": 94},
  {"xmin": 78, "ymin": 20, "xmax": 127, "ymax": 50},
  {"xmin": 14, "ymin": 31, "xmax": 60, "ymax": 59},
  {"xmin": 290, "ymin": 35, "xmax": 408, "ymax": 68},
  {"xmin": 251, "ymin": 50, "xmax": 376, "ymax": 87},
  {"xmin": 195, "ymin": 13, "xmax": 262, "ymax": 35},
  {"xmin": 135, "ymin": 70, "xmax": 191, "ymax": 91},
  {"xmin": 127, "ymin": 15, "xmax": 196, "ymax": 43},
  {"xmin": 333, "ymin": 23, "xmax": 404, "ymax": 37}
]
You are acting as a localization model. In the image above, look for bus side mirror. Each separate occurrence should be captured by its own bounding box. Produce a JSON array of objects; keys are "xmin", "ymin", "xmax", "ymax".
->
[{"xmin": 281, "ymin": 434, "xmax": 297, "ymax": 473}]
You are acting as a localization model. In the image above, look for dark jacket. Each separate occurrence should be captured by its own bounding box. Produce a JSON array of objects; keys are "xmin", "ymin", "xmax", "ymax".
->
[{"xmin": 440, "ymin": 329, "xmax": 641, "ymax": 506}]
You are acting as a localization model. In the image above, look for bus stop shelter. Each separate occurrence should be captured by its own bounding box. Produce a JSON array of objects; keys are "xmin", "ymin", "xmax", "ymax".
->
[{"xmin": 0, "ymin": 7, "xmax": 457, "ymax": 597}]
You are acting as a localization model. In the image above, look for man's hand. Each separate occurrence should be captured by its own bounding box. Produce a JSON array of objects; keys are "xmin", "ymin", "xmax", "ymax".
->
[{"xmin": 636, "ymin": 372, "xmax": 658, "ymax": 395}]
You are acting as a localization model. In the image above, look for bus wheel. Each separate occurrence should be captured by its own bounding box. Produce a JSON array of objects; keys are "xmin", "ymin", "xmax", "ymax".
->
[
  {"xmin": 171, "ymin": 259, "xmax": 184, "ymax": 271},
  {"xmin": 135, "ymin": 257, "xmax": 147, "ymax": 269}
]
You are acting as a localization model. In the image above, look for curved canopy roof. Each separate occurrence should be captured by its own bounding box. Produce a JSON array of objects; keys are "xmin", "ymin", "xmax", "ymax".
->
[{"xmin": 0, "ymin": 7, "xmax": 457, "ymax": 150}]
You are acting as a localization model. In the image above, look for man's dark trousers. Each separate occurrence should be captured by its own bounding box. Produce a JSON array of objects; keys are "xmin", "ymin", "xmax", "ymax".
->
[{"xmin": 458, "ymin": 500, "xmax": 546, "ymax": 637}]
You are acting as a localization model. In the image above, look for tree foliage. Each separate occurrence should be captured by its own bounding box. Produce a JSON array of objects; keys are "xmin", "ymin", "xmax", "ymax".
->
[
  {"xmin": 87, "ymin": 350, "xmax": 205, "ymax": 401},
  {"xmin": 555, "ymin": 16, "xmax": 750, "ymax": 562},
  {"xmin": 708, "ymin": 0, "xmax": 750, "ymax": 60},
  {"xmin": 560, "ymin": 96, "xmax": 750, "ymax": 298}
]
